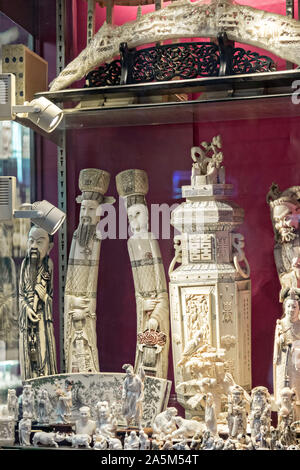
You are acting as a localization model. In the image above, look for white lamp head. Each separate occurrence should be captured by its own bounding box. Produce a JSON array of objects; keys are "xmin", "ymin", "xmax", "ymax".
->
[
  {"xmin": 27, "ymin": 97, "xmax": 63, "ymax": 133},
  {"xmin": 30, "ymin": 200, "xmax": 66, "ymax": 235}
]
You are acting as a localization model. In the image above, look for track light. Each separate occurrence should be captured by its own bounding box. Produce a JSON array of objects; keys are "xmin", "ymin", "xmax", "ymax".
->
[
  {"xmin": 0, "ymin": 73, "xmax": 63, "ymax": 133},
  {"xmin": 0, "ymin": 176, "xmax": 66, "ymax": 235}
]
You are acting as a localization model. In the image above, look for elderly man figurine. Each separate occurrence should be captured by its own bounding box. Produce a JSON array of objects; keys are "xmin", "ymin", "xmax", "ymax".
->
[
  {"xmin": 267, "ymin": 184, "xmax": 300, "ymax": 291},
  {"xmin": 18, "ymin": 225, "xmax": 57, "ymax": 380},
  {"xmin": 64, "ymin": 168, "xmax": 114, "ymax": 373}
]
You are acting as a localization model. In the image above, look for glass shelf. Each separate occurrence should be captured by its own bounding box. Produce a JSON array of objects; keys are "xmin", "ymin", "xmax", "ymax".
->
[{"xmin": 27, "ymin": 68, "xmax": 300, "ymax": 142}]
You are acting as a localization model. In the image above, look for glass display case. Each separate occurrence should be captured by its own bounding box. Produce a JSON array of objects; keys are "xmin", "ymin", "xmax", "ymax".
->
[
  {"xmin": 0, "ymin": 10, "xmax": 34, "ymax": 401},
  {"xmin": 1, "ymin": 0, "xmax": 300, "ymax": 452}
]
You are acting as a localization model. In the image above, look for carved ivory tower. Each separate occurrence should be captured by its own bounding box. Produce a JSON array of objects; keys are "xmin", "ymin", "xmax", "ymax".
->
[{"xmin": 169, "ymin": 136, "xmax": 251, "ymax": 416}]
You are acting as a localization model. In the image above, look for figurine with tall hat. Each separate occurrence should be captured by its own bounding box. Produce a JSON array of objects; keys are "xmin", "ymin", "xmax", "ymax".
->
[
  {"xmin": 64, "ymin": 168, "xmax": 115, "ymax": 373},
  {"xmin": 116, "ymin": 169, "xmax": 170, "ymax": 379}
]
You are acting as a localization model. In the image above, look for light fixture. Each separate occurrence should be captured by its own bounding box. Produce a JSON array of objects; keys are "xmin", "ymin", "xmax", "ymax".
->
[
  {"xmin": 0, "ymin": 73, "xmax": 63, "ymax": 133},
  {"xmin": 0, "ymin": 176, "xmax": 66, "ymax": 235}
]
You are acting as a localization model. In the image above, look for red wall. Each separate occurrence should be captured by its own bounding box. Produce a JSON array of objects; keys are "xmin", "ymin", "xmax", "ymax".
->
[{"xmin": 38, "ymin": 1, "xmax": 300, "ymax": 397}]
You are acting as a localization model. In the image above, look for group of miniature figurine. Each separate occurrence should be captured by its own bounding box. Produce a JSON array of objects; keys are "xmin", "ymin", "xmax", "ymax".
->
[
  {"xmin": 1, "ymin": 375, "xmax": 300, "ymax": 450},
  {"xmin": 2, "ymin": 134, "xmax": 300, "ymax": 450}
]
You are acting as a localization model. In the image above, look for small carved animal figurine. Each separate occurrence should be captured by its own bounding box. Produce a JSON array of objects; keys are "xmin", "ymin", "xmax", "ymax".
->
[
  {"xmin": 171, "ymin": 416, "xmax": 204, "ymax": 439},
  {"xmin": 32, "ymin": 431, "xmax": 65, "ymax": 448},
  {"xmin": 152, "ymin": 407, "xmax": 178, "ymax": 439},
  {"xmin": 66, "ymin": 433, "xmax": 92, "ymax": 448}
]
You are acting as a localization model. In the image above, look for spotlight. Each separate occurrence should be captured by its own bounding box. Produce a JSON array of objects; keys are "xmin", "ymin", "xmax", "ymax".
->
[
  {"xmin": 0, "ymin": 176, "xmax": 66, "ymax": 235},
  {"xmin": 0, "ymin": 73, "xmax": 63, "ymax": 133},
  {"xmin": 30, "ymin": 200, "xmax": 66, "ymax": 235},
  {"xmin": 25, "ymin": 97, "xmax": 63, "ymax": 133}
]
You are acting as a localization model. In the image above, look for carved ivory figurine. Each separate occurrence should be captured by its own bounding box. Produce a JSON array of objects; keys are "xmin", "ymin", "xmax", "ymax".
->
[
  {"xmin": 50, "ymin": 0, "xmax": 300, "ymax": 92},
  {"xmin": 36, "ymin": 389, "xmax": 51, "ymax": 425},
  {"xmin": 75, "ymin": 406, "xmax": 96, "ymax": 437},
  {"xmin": 20, "ymin": 384, "xmax": 35, "ymax": 420},
  {"xmin": 55, "ymin": 379, "xmax": 73, "ymax": 424},
  {"xmin": 277, "ymin": 387, "xmax": 296, "ymax": 447},
  {"xmin": 18, "ymin": 412, "xmax": 32, "ymax": 446},
  {"xmin": 7, "ymin": 388, "xmax": 18, "ymax": 421},
  {"xmin": 116, "ymin": 169, "xmax": 170, "ymax": 379},
  {"xmin": 267, "ymin": 184, "xmax": 300, "ymax": 301},
  {"xmin": 18, "ymin": 226, "xmax": 57, "ymax": 380},
  {"xmin": 249, "ymin": 386, "xmax": 271, "ymax": 440},
  {"xmin": 273, "ymin": 290, "xmax": 300, "ymax": 406},
  {"xmin": 64, "ymin": 168, "xmax": 115, "ymax": 373},
  {"xmin": 95, "ymin": 400, "xmax": 116, "ymax": 438},
  {"xmin": 227, "ymin": 385, "xmax": 247, "ymax": 439},
  {"xmin": 122, "ymin": 363, "xmax": 145, "ymax": 429}
]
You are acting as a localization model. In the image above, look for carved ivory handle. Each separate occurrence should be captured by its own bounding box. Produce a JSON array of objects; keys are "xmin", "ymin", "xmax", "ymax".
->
[
  {"xmin": 168, "ymin": 238, "xmax": 182, "ymax": 277},
  {"xmin": 233, "ymin": 254, "xmax": 250, "ymax": 279}
]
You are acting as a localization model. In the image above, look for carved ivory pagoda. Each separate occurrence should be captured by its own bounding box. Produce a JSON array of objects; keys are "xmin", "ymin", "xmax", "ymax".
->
[{"xmin": 168, "ymin": 136, "xmax": 251, "ymax": 418}]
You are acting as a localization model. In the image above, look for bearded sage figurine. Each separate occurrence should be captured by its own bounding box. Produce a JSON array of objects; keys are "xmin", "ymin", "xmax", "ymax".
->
[
  {"xmin": 64, "ymin": 168, "xmax": 115, "ymax": 373},
  {"xmin": 19, "ymin": 226, "xmax": 57, "ymax": 380},
  {"xmin": 267, "ymin": 184, "xmax": 300, "ymax": 302},
  {"xmin": 116, "ymin": 169, "xmax": 170, "ymax": 379}
]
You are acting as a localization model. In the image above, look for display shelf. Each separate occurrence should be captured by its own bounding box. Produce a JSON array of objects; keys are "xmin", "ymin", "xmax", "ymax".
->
[
  {"xmin": 29, "ymin": 68, "xmax": 300, "ymax": 139},
  {"xmin": 38, "ymin": 69, "xmax": 300, "ymax": 104},
  {"xmin": 56, "ymin": 94, "xmax": 300, "ymax": 130}
]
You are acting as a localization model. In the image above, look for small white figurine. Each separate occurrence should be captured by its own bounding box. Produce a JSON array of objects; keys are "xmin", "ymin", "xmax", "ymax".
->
[
  {"xmin": 205, "ymin": 392, "xmax": 217, "ymax": 436},
  {"xmin": 249, "ymin": 386, "xmax": 271, "ymax": 440},
  {"xmin": 93, "ymin": 434, "xmax": 108, "ymax": 450},
  {"xmin": 277, "ymin": 387, "xmax": 296, "ymax": 447},
  {"xmin": 7, "ymin": 388, "xmax": 18, "ymax": 421},
  {"xmin": 20, "ymin": 384, "xmax": 35, "ymax": 420},
  {"xmin": 122, "ymin": 364, "xmax": 145, "ymax": 429},
  {"xmin": 55, "ymin": 379, "xmax": 73, "ymax": 424},
  {"xmin": 152, "ymin": 407, "xmax": 178, "ymax": 439},
  {"xmin": 139, "ymin": 430, "xmax": 150, "ymax": 450},
  {"xmin": 0, "ymin": 404, "xmax": 15, "ymax": 446},
  {"xmin": 124, "ymin": 430, "xmax": 140, "ymax": 450},
  {"xmin": 227, "ymin": 385, "xmax": 247, "ymax": 439},
  {"xmin": 32, "ymin": 431, "xmax": 65, "ymax": 448},
  {"xmin": 172, "ymin": 439, "xmax": 190, "ymax": 450},
  {"xmin": 201, "ymin": 430, "xmax": 215, "ymax": 450},
  {"xmin": 108, "ymin": 436, "xmax": 123, "ymax": 450},
  {"xmin": 75, "ymin": 406, "xmax": 96, "ymax": 437},
  {"xmin": 18, "ymin": 412, "xmax": 32, "ymax": 446},
  {"xmin": 36, "ymin": 389, "xmax": 51, "ymax": 425},
  {"xmin": 95, "ymin": 400, "xmax": 116, "ymax": 438}
]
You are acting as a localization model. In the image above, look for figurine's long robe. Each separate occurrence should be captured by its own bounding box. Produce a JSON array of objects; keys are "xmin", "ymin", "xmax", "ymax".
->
[
  {"xmin": 19, "ymin": 259, "xmax": 57, "ymax": 380},
  {"xmin": 128, "ymin": 234, "xmax": 170, "ymax": 379},
  {"xmin": 273, "ymin": 318, "xmax": 300, "ymax": 404},
  {"xmin": 64, "ymin": 232, "xmax": 101, "ymax": 373}
]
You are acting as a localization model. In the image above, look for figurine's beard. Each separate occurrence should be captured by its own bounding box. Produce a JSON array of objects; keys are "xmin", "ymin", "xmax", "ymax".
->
[
  {"xmin": 77, "ymin": 220, "xmax": 96, "ymax": 247},
  {"xmin": 28, "ymin": 248, "xmax": 40, "ymax": 288}
]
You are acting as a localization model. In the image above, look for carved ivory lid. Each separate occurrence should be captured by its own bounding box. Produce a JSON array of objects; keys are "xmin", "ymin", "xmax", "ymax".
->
[
  {"xmin": 79, "ymin": 168, "xmax": 111, "ymax": 196},
  {"xmin": 116, "ymin": 169, "xmax": 148, "ymax": 208}
]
